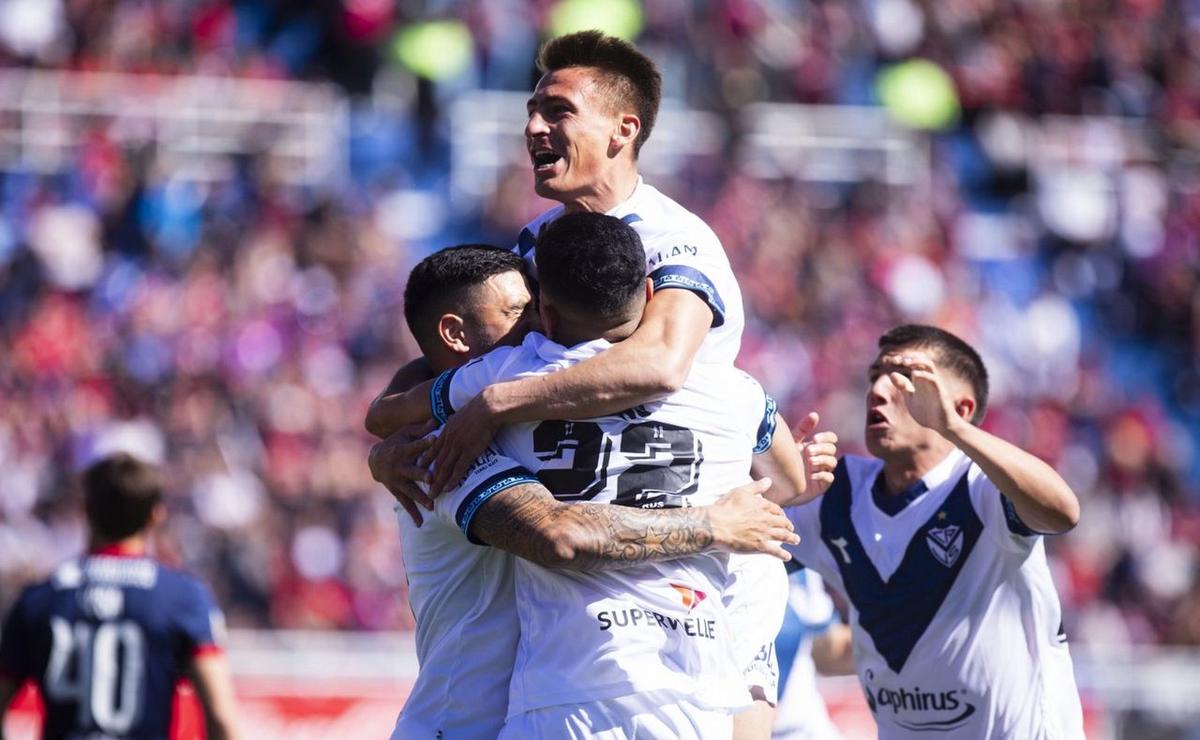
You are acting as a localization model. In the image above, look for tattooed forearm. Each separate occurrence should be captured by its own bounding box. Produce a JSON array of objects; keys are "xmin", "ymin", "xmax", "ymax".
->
[{"xmin": 470, "ymin": 483, "xmax": 717, "ymax": 571}]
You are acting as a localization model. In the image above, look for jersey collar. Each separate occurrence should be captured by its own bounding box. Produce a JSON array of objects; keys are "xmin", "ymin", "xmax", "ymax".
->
[{"xmin": 605, "ymin": 176, "xmax": 645, "ymax": 219}]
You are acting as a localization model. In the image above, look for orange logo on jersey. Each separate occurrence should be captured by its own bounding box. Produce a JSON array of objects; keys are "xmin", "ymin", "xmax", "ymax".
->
[{"xmin": 670, "ymin": 583, "xmax": 708, "ymax": 611}]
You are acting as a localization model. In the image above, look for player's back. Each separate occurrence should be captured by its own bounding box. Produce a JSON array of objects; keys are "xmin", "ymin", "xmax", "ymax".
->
[
  {"xmin": 0, "ymin": 551, "xmax": 222, "ymax": 740},
  {"xmin": 438, "ymin": 332, "xmax": 779, "ymax": 715}
]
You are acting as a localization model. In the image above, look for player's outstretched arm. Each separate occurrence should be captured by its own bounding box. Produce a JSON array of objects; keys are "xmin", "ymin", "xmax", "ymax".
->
[
  {"xmin": 751, "ymin": 412, "xmax": 840, "ymax": 507},
  {"xmin": 428, "ymin": 290, "xmax": 711, "ymax": 493},
  {"xmin": 885, "ymin": 352, "xmax": 1081, "ymax": 534},
  {"xmin": 469, "ymin": 477, "xmax": 798, "ymax": 571},
  {"xmin": 189, "ymin": 651, "xmax": 243, "ymax": 740}
]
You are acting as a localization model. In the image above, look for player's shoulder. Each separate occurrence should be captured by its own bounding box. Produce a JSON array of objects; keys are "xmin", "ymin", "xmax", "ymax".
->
[
  {"xmin": 6, "ymin": 575, "xmax": 58, "ymax": 620},
  {"xmin": 517, "ymin": 206, "xmax": 567, "ymax": 248},
  {"xmin": 151, "ymin": 563, "xmax": 216, "ymax": 606},
  {"xmin": 634, "ymin": 184, "xmax": 719, "ymax": 242}
]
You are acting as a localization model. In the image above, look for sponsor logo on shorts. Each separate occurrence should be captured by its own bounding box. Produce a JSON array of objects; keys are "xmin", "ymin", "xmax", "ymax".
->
[{"xmin": 863, "ymin": 670, "xmax": 977, "ymax": 731}]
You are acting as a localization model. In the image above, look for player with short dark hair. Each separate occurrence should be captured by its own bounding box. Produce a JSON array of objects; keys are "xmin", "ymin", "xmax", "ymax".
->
[
  {"xmin": 367, "ymin": 245, "xmax": 535, "ymax": 441},
  {"xmin": 0, "ymin": 453, "xmax": 241, "ymax": 740},
  {"xmin": 401, "ymin": 244, "xmax": 533, "ymax": 361},
  {"xmin": 876, "ymin": 324, "xmax": 989, "ymax": 422},
  {"xmin": 534, "ymin": 211, "xmax": 648, "ymax": 326},
  {"xmin": 785, "ymin": 325, "xmax": 1084, "ymax": 738},
  {"xmin": 535, "ymin": 29, "xmax": 662, "ymax": 157}
]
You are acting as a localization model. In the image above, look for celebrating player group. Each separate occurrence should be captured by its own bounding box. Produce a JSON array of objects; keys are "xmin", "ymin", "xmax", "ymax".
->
[{"xmin": 366, "ymin": 30, "xmax": 1085, "ymax": 740}]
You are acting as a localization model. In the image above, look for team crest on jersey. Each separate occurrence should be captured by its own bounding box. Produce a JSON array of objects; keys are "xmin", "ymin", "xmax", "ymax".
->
[
  {"xmin": 670, "ymin": 583, "xmax": 708, "ymax": 611},
  {"xmin": 926, "ymin": 525, "xmax": 964, "ymax": 568}
]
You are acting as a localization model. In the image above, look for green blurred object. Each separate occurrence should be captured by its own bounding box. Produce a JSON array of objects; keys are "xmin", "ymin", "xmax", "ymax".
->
[
  {"xmin": 547, "ymin": 0, "xmax": 644, "ymax": 40},
  {"xmin": 392, "ymin": 21, "xmax": 474, "ymax": 81},
  {"xmin": 876, "ymin": 59, "xmax": 960, "ymax": 131}
]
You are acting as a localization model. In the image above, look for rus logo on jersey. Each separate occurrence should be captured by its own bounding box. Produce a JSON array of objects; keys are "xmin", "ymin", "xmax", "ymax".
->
[{"xmin": 926, "ymin": 524, "xmax": 964, "ymax": 568}]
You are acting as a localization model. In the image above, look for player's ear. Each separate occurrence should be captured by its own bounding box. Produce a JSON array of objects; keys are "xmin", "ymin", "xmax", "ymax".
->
[
  {"xmin": 610, "ymin": 113, "xmax": 640, "ymax": 156},
  {"xmin": 437, "ymin": 313, "xmax": 470, "ymax": 355},
  {"xmin": 954, "ymin": 396, "xmax": 976, "ymax": 423},
  {"xmin": 644, "ymin": 277, "xmax": 654, "ymax": 303}
]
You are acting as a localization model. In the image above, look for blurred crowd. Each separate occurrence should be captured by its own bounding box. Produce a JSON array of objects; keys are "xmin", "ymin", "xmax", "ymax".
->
[{"xmin": 0, "ymin": 0, "xmax": 1198, "ymax": 649}]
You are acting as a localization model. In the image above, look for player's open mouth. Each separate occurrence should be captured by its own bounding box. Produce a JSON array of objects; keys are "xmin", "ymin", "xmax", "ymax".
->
[
  {"xmin": 531, "ymin": 149, "xmax": 562, "ymax": 174},
  {"xmin": 867, "ymin": 410, "xmax": 888, "ymax": 428}
]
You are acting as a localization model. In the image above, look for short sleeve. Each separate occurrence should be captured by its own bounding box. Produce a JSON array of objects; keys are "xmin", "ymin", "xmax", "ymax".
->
[
  {"xmin": 753, "ymin": 395, "xmax": 778, "ymax": 455},
  {"xmin": 0, "ymin": 589, "xmax": 33, "ymax": 680},
  {"xmin": 647, "ymin": 229, "xmax": 731, "ymax": 327},
  {"xmin": 966, "ymin": 465, "xmax": 1042, "ymax": 552},
  {"xmin": 173, "ymin": 578, "xmax": 224, "ymax": 658},
  {"xmin": 436, "ymin": 446, "xmax": 539, "ymax": 545},
  {"xmin": 431, "ymin": 346, "xmax": 521, "ymax": 424}
]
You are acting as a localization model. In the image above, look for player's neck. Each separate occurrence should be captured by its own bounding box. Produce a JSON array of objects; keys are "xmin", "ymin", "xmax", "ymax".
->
[
  {"xmin": 550, "ymin": 313, "xmax": 638, "ymax": 348},
  {"xmin": 89, "ymin": 536, "xmax": 148, "ymax": 557},
  {"xmin": 880, "ymin": 438, "xmax": 956, "ymax": 495},
  {"xmin": 561, "ymin": 166, "xmax": 639, "ymax": 214}
]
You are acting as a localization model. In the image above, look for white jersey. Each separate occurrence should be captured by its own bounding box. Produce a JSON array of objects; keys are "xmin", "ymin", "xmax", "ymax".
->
[
  {"xmin": 435, "ymin": 331, "xmax": 779, "ymax": 716},
  {"xmin": 391, "ymin": 445, "xmax": 538, "ymax": 739},
  {"xmin": 514, "ymin": 177, "xmax": 744, "ymax": 366},
  {"xmin": 773, "ymin": 569, "xmax": 842, "ymax": 740},
  {"xmin": 784, "ymin": 450, "xmax": 1084, "ymax": 740}
]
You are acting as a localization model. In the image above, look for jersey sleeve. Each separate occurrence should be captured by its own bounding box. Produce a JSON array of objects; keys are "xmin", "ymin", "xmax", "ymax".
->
[
  {"xmin": 0, "ymin": 588, "xmax": 33, "ymax": 681},
  {"xmin": 174, "ymin": 578, "xmax": 225, "ymax": 658},
  {"xmin": 647, "ymin": 226, "xmax": 732, "ymax": 328},
  {"xmin": 430, "ymin": 346, "xmax": 519, "ymax": 424},
  {"xmin": 435, "ymin": 446, "xmax": 540, "ymax": 545},
  {"xmin": 753, "ymin": 394, "xmax": 778, "ymax": 455},
  {"xmin": 966, "ymin": 464, "xmax": 1042, "ymax": 553}
]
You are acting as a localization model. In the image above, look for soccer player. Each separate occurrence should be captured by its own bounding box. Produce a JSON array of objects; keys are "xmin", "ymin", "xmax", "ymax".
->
[
  {"xmin": 375, "ymin": 243, "xmax": 800, "ymax": 739},
  {"xmin": 784, "ymin": 325, "xmax": 1084, "ymax": 739},
  {"xmin": 0, "ymin": 453, "xmax": 240, "ymax": 740},
  {"xmin": 372, "ymin": 214, "xmax": 827, "ymax": 738},
  {"xmin": 771, "ymin": 567, "xmax": 854, "ymax": 740}
]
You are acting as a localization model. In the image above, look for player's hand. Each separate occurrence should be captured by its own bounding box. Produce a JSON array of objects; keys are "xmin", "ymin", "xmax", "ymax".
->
[
  {"xmin": 882, "ymin": 351, "xmax": 958, "ymax": 435},
  {"xmin": 794, "ymin": 412, "xmax": 838, "ymax": 500},
  {"xmin": 370, "ymin": 426, "xmax": 436, "ymax": 526},
  {"xmin": 424, "ymin": 393, "xmax": 499, "ymax": 496},
  {"xmin": 709, "ymin": 478, "xmax": 799, "ymax": 561}
]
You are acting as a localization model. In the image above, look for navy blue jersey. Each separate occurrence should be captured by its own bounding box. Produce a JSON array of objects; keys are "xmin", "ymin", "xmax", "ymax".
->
[{"xmin": 0, "ymin": 551, "xmax": 223, "ymax": 740}]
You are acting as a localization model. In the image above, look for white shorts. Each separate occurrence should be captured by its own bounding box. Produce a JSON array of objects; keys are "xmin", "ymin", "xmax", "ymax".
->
[
  {"xmin": 725, "ymin": 553, "xmax": 788, "ymax": 705},
  {"xmin": 499, "ymin": 690, "xmax": 734, "ymax": 740}
]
